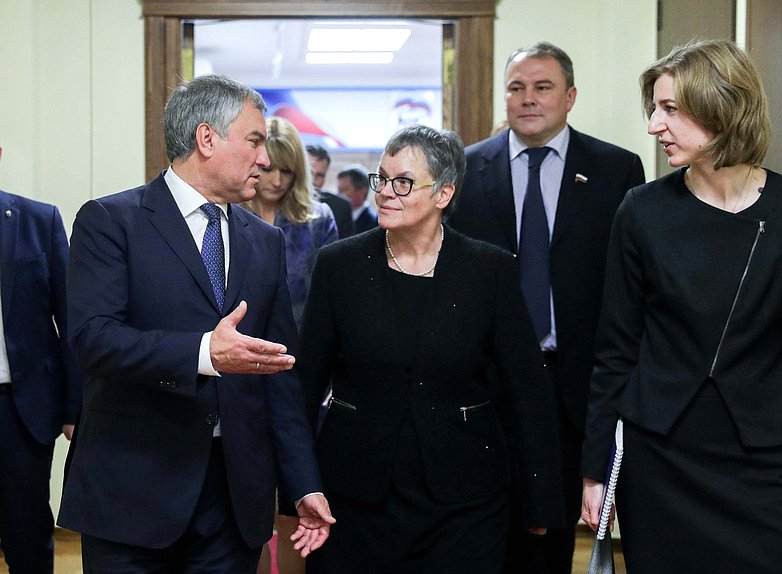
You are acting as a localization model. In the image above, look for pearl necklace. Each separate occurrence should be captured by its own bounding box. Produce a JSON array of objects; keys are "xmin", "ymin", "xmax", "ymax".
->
[{"xmin": 385, "ymin": 223, "xmax": 444, "ymax": 277}]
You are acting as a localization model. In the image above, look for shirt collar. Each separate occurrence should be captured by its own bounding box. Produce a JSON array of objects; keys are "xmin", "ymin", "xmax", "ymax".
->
[
  {"xmin": 164, "ymin": 167, "xmax": 229, "ymax": 219},
  {"xmin": 508, "ymin": 125, "xmax": 570, "ymax": 162}
]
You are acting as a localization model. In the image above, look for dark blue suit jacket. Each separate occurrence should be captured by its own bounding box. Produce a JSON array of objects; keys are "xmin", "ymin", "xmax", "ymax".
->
[
  {"xmin": 0, "ymin": 190, "xmax": 81, "ymax": 444},
  {"xmin": 354, "ymin": 205, "xmax": 378, "ymax": 234},
  {"xmin": 449, "ymin": 127, "xmax": 645, "ymax": 434},
  {"xmin": 58, "ymin": 174, "xmax": 321, "ymax": 548}
]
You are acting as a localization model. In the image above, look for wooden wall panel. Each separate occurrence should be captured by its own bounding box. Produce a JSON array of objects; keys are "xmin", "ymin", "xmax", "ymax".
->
[
  {"xmin": 145, "ymin": 17, "xmax": 184, "ymax": 181},
  {"xmin": 747, "ymin": 0, "xmax": 782, "ymax": 173},
  {"xmin": 454, "ymin": 16, "xmax": 493, "ymax": 146}
]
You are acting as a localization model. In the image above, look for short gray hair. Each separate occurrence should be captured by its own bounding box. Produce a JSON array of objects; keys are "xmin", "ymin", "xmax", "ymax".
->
[
  {"xmin": 163, "ymin": 74, "xmax": 266, "ymax": 162},
  {"xmin": 505, "ymin": 41, "xmax": 574, "ymax": 88},
  {"xmin": 383, "ymin": 124, "xmax": 465, "ymax": 216}
]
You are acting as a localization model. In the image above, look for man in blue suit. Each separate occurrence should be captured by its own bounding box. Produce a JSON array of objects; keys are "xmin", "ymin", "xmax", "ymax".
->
[
  {"xmin": 0, "ymin": 145, "xmax": 81, "ymax": 573},
  {"xmin": 59, "ymin": 75, "xmax": 334, "ymax": 573},
  {"xmin": 449, "ymin": 42, "xmax": 644, "ymax": 574}
]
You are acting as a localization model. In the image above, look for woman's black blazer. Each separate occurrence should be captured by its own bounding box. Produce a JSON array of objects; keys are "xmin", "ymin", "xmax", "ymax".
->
[{"xmin": 298, "ymin": 225, "xmax": 564, "ymax": 528}]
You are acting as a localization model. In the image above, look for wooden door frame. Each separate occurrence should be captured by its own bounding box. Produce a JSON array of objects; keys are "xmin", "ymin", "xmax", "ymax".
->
[{"xmin": 142, "ymin": 0, "xmax": 496, "ymax": 181}]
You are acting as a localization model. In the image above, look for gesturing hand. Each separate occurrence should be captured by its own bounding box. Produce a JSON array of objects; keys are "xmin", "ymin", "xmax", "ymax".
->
[
  {"xmin": 291, "ymin": 494, "xmax": 336, "ymax": 558},
  {"xmin": 209, "ymin": 301, "xmax": 295, "ymax": 374}
]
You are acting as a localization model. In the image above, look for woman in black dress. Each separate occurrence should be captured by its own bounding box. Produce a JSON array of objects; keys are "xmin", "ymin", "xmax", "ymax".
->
[
  {"xmin": 581, "ymin": 40, "xmax": 782, "ymax": 573},
  {"xmin": 299, "ymin": 125, "xmax": 564, "ymax": 573}
]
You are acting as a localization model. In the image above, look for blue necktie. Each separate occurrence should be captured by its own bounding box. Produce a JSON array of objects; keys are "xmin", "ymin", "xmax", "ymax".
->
[
  {"xmin": 200, "ymin": 204, "xmax": 225, "ymax": 312},
  {"xmin": 518, "ymin": 147, "xmax": 552, "ymax": 341}
]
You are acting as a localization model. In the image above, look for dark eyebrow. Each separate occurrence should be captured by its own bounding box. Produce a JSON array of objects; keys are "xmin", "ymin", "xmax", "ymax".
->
[{"xmin": 248, "ymin": 131, "xmax": 266, "ymax": 141}]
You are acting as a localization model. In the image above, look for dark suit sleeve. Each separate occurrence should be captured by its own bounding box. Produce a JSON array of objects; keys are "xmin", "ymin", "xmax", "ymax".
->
[
  {"xmin": 492, "ymin": 252, "xmax": 565, "ymax": 528},
  {"xmin": 581, "ymin": 191, "xmax": 646, "ymax": 479},
  {"xmin": 67, "ymin": 200, "xmax": 202, "ymax": 391},
  {"xmin": 261, "ymin": 230, "xmax": 323, "ymax": 504},
  {"xmin": 48, "ymin": 206, "xmax": 82, "ymax": 423}
]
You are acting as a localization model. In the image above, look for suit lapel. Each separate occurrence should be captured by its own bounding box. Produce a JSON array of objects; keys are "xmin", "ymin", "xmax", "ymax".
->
[
  {"xmin": 479, "ymin": 133, "xmax": 518, "ymax": 252},
  {"xmin": 224, "ymin": 205, "xmax": 251, "ymax": 314},
  {"xmin": 552, "ymin": 128, "xmax": 592, "ymax": 247},
  {"xmin": 142, "ymin": 175, "xmax": 221, "ymax": 312},
  {"xmin": 0, "ymin": 192, "xmax": 18, "ymax": 318}
]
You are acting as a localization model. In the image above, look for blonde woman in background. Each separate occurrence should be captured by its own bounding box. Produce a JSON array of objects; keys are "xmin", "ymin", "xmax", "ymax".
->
[{"xmin": 243, "ymin": 116, "xmax": 338, "ymax": 330}]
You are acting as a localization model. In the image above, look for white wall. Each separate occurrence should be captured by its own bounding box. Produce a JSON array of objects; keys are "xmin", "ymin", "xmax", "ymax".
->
[
  {"xmin": 0, "ymin": 0, "xmax": 145, "ymax": 230},
  {"xmin": 494, "ymin": 0, "xmax": 658, "ymax": 179},
  {"xmin": 0, "ymin": 0, "xmax": 145, "ymax": 520},
  {"xmin": 0, "ymin": 0, "xmax": 655, "ymax": 523}
]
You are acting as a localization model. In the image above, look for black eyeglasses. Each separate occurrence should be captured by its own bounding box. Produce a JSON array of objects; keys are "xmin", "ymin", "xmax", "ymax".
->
[{"xmin": 368, "ymin": 173, "xmax": 437, "ymax": 197}]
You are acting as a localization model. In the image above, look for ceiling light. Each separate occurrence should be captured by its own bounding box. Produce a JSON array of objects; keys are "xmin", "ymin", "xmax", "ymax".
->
[
  {"xmin": 305, "ymin": 52, "xmax": 395, "ymax": 65},
  {"xmin": 307, "ymin": 28, "xmax": 411, "ymax": 53}
]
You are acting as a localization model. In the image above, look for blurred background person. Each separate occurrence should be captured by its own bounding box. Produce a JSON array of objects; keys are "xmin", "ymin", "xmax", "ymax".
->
[
  {"xmin": 582, "ymin": 39, "xmax": 780, "ymax": 573},
  {"xmin": 337, "ymin": 164, "xmax": 377, "ymax": 234},
  {"xmin": 299, "ymin": 124, "xmax": 564, "ymax": 573},
  {"xmin": 306, "ymin": 144, "xmax": 354, "ymax": 239},
  {"xmin": 244, "ymin": 117, "xmax": 338, "ymax": 330},
  {"xmin": 0, "ymin": 144, "xmax": 81, "ymax": 574}
]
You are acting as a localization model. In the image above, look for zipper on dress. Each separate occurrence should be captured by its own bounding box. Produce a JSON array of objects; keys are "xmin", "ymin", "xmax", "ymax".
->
[
  {"xmin": 328, "ymin": 396, "xmax": 357, "ymax": 411},
  {"xmin": 459, "ymin": 400, "xmax": 491, "ymax": 421},
  {"xmin": 708, "ymin": 220, "xmax": 765, "ymax": 377}
]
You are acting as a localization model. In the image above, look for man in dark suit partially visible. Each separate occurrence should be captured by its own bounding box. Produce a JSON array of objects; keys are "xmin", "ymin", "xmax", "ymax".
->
[
  {"xmin": 307, "ymin": 144, "xmax": 354, "ymax": 239},
  {"xmin": 0, "ymin": 145, "xmax": 81, "ymax": 574},
  {"xmin": 338, "ymin": 164, "xmax": 377, "ymax": 234},
  {"xmin": 58, "ymin": 75, "xmax": 334, "ymax": 573},
  {"xmin": 448, "ymin": 41, "xmax": 645, "ymax": 574}
]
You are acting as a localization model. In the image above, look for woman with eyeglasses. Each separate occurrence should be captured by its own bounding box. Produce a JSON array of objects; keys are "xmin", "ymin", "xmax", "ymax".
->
[{"xmin": 298, "ymin": 124, "xmax": 564, "ymax": 573}]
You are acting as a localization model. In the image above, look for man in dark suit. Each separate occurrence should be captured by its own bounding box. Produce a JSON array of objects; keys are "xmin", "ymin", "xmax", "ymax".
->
[
  {"xmin": 338, "ymin": 164, "xmax": 377, "ymax": 234},
  {"xmin": 0, "ymin": 145, "xmax": 81, "ymax": 574},
  {"xmin": 307, "ymin": 144, "xmax": 354, "ymax": 239},
  {"xmin": 448, "ymin": 41, "xmax": 645, "ymax": 574},
  {"xmin": 58, "ymin": 75, "xmax": 334, "ymax": 573}
]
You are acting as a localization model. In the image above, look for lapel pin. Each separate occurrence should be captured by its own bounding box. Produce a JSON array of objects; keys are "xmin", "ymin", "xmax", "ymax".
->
[
  {"xmin": 4, "ymin": 210, "xmax": 11, "ymax": 217},
  {"xmin": 575, "ymin": 174, "xmax": 588, "ymax": 184}
]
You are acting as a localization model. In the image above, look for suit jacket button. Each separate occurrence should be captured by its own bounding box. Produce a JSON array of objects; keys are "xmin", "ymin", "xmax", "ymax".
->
[
  {"xmin": 169, "ymin": 381, "xmax": 177, "ymax": 389},
  {"xmin": 205, "ymin": 414, "xmax": 217, "ymax": 426}
]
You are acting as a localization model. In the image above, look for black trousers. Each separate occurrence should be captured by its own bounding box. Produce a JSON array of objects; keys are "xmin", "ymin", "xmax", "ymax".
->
[
  {"xmin": 0, "ymin": 390, "xmax": 55, "ymax": 574},
  {"xmin": 81, "ymin": 439, "xmax": 262, "ymax": 574},
  {"xmin": 505, "ymin": 358, "xmax": 580, "ymax": 574}
]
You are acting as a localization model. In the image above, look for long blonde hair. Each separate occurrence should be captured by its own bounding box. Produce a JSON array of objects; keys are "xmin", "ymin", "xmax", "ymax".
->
[{"xmin": 247, "ymin": 116, "xmax": 318, "ymax": 224}]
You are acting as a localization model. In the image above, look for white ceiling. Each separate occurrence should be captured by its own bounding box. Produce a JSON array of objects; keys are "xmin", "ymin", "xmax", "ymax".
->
[{"xmin": 192, "ymin": 19, "xmax": 444, "ymax": 89}]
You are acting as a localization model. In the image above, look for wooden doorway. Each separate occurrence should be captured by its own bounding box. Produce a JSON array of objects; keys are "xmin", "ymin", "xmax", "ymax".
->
[{"xmin": 142, "ymin": 0, "xmax": 497, "ymax": 181}]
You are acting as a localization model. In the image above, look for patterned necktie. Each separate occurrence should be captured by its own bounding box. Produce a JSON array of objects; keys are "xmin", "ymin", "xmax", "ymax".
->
[
  {"xmin": 200, "ymin": 203, "xmax": 225, "ymax": 312},
  {"xmin": 518, "ymin": 147, "xmax": 552, "ymax": 341}
]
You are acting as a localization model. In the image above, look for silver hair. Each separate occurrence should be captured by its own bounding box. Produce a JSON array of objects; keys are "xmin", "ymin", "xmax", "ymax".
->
[
  {"xmin": 163, "ymin": 74, "xmax": 266, "ymax": 163},
  {"xmin": 383, "ymin": 124, "xmax": 465, "ymax": 216}
]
